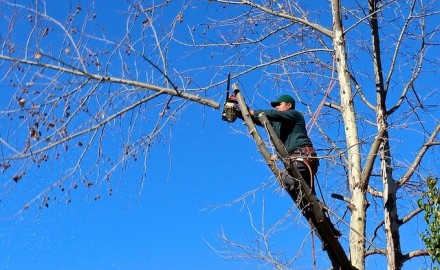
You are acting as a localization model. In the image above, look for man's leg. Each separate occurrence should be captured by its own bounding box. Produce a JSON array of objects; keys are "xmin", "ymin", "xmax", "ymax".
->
[{"xmin": 293, "ymin": 160, "xmax": 315, "ymax": 195}]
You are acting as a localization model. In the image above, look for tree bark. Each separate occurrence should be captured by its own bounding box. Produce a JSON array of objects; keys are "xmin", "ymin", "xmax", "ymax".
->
[
  {"xmin": 368, "ymin": 0, "xmax": 403, "ymax": 268},
  {"xmin": 331, "ymin": 1, "xmax": 365, "ymax": 269}
]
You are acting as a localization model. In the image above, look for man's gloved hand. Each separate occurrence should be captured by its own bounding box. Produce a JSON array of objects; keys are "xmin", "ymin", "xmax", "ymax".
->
[{"xmin": 234, "ymin": 107, "xmax": 243, "ymax": 119}]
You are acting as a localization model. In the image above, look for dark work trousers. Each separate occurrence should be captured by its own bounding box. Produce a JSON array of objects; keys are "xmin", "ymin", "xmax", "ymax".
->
[
  {"xmin": 281, "ymin": 159, "xmax": 317, "ymax": 222},
  {"xmin": 292, "ymin": 160, "xmax": 315, "ymax": 195},
  {"xmin": 282, "ymin": 159, "xmax": 342, "ymax": 238}
]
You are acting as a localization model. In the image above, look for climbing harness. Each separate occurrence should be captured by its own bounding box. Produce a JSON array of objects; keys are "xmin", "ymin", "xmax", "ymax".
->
[{"xmin": 289, "ymin": 146, "xmax": 319, "ymax": 190}]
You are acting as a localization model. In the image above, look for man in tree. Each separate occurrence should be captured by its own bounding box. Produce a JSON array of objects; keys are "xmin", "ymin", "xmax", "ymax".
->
[
  {"xmin": 246, "ymin": 94, "xmax": 342, "ymax": 242},
  {"xmin": 248, "ymin": 95, "xmax": 319, "ymax": 193}
]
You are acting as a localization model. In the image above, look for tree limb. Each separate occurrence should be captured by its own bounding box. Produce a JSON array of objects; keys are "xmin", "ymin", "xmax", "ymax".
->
[
  {"xmin": 1, "ymin": 92, "xmax": 163, "ymax": 161},
  {"xmin": 367, "ymin": 186, "xmax": 383, "ymax": 198},
  {"xmin": 323, "ymin": 102, "xmax": 342, "ymax": 112},
  {"xmin": 365, "ymin": 248, "xmax": 387, "ymax": 257},
  {"xmin": 0, "ymin": 54, "xmax": 220, "ymax": 109},
  {"xmin": 361, "ymin": 128, "xmax": 386, "ymax": 189},
  {"xmin": 399, "ymin": 207, "xmax": 423, "ymax": 225},
  {"xmin": 387, "ymin": 1, "xmax": 425, "ymax": 115},
  {"xmin": 402, "ymin": 250, "xmax": 430, "ymax": 262},
  {"xmin": 212, "ymin": 0, "xmax": 334, "ymax": 38},
  {"xmin": 398, "ymin": 123, "xmax": 440, "ymax": 186}
]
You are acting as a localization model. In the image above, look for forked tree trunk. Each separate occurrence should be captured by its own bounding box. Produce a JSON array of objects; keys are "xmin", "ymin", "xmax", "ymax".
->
[{"xmin": 368, "ymin": 0, "xmax": 403, "ymax": 268}]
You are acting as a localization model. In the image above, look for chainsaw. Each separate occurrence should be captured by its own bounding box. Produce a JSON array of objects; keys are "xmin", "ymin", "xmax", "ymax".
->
[{"xmin": 221, "ymin": 73, "xmax": 239, "ymax": 123}]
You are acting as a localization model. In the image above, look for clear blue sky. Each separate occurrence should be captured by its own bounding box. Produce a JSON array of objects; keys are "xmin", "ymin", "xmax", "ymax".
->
[
  {"xmin": 0, "ymin": 1, "xmax": 438, "ymax": 270},
  {"xmin": 1, "ymin": 104, "xmax": 312, "ymax": 270}
]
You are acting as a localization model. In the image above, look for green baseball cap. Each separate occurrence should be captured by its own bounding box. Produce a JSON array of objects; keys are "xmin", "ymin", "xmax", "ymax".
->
[{"xmin": 270, "ymin": 95, "xmax": 296, "ymax": 108}]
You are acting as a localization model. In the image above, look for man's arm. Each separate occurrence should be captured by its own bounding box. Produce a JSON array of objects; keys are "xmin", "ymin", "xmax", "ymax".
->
[
  {"xmin": 249, "ymin": 109, "xmax": 263, "ymax": 126},
  {"xmin": 253, "ymin": 109, "xmax": 298, "ymax": 122}
]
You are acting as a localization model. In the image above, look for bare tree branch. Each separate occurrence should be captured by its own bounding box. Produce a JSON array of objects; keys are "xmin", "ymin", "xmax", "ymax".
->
[
  {"xmin": 399, "ymin": 207, "xmax": 423, "ymax": 225},
  {"xmin": 402, "ymin": 250, "xmax": 430, "ymax": 262},
  {"xmin": 360, "ymin": 128, "xmax": 386, "ymax": 189},
  {"xmin": 365, "ymin": 248, "xmax": 387, "ymax": 257},
  {"xmin": 0, "ymin": 54, "xmax": 220, "ymax": 109},
  {"xmin": 399, "ymin": 123, "xmax": 440, "ymax": 186},
  {"xmin": 211, "ymin": 0, "xmax": 334, "ymax": 38}
]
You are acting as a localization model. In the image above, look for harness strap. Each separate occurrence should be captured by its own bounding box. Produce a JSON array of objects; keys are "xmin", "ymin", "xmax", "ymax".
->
[{"xmin": 289, "ymin": 146, "xmax": 319, "ymax": 190}]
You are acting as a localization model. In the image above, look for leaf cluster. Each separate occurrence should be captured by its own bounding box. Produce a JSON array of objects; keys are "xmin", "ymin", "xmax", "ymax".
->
[{"xmin": 418, "ymin": 177, "xmax": 440, "ymax": 267}]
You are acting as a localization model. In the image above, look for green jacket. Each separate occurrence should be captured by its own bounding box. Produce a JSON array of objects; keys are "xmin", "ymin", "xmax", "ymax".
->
[{"xmin": 252, "ymin": 109, "xmax": 312, "ymax": 154}]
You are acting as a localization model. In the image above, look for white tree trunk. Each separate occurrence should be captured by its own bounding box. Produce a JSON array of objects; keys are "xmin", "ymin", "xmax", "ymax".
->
[
  {"xmin": 380, "ymin": 133, "xmax": 403, "ymax": 269},
  {"xmin": 331, "ymin": 1, "xmax": 365, "ymax": 269}
]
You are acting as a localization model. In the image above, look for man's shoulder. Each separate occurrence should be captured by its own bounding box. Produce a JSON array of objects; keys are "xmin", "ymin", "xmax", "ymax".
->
[{"xmin": 286, "ymin": 109, "xmax": 303, "ymax": 116}]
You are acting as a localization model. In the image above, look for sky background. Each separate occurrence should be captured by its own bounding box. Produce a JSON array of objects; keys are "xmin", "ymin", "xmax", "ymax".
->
[
  {"xmin": 0, "ymin": 1, "xmax": 438, "ymax": 270},
  {"xmin": 1, "ymin": 101, "xmax": 433, "ymax": 270},
  {"xmin": 2, "ymin": 104, "xmax": 311, "ymax": 270}
]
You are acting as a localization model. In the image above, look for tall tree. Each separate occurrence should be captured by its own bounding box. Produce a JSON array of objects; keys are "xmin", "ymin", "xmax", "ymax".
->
[
  {"xmin": 0, "ymin": 0, "xmax": 439, "ymax": 269},
  {"xmin": 199, "ymin": 1, "xmax": 439, "ymax": 269}
]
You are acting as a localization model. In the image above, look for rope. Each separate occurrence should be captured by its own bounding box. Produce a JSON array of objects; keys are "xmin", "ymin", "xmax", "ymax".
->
[
  {"xmin": 315, "ymin": 173, "xmax": 327, "ymax": 206},
  {"xmin": 305, "ymin": 60, "xmax": 337, "ymax": 206},
  {"xmin": 307, "ymin": 59, "xmax": 337, "ymax": 132},
  {"xmin": 291, "ymin": 157, "xmax": 315, "ymax": 192}
]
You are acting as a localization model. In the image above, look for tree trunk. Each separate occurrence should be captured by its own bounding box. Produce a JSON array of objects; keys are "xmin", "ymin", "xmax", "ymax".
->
[
  {"xmin": 368, "ymin": 0, "xmax": 403, "ymax": 268},
  {"xmin": 331, "ymin": 1, "xmax": 365, "ymax": 269},
  {"xmin": 380, "ymin": 128, "xmax": 403, "ymax": 270}
]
